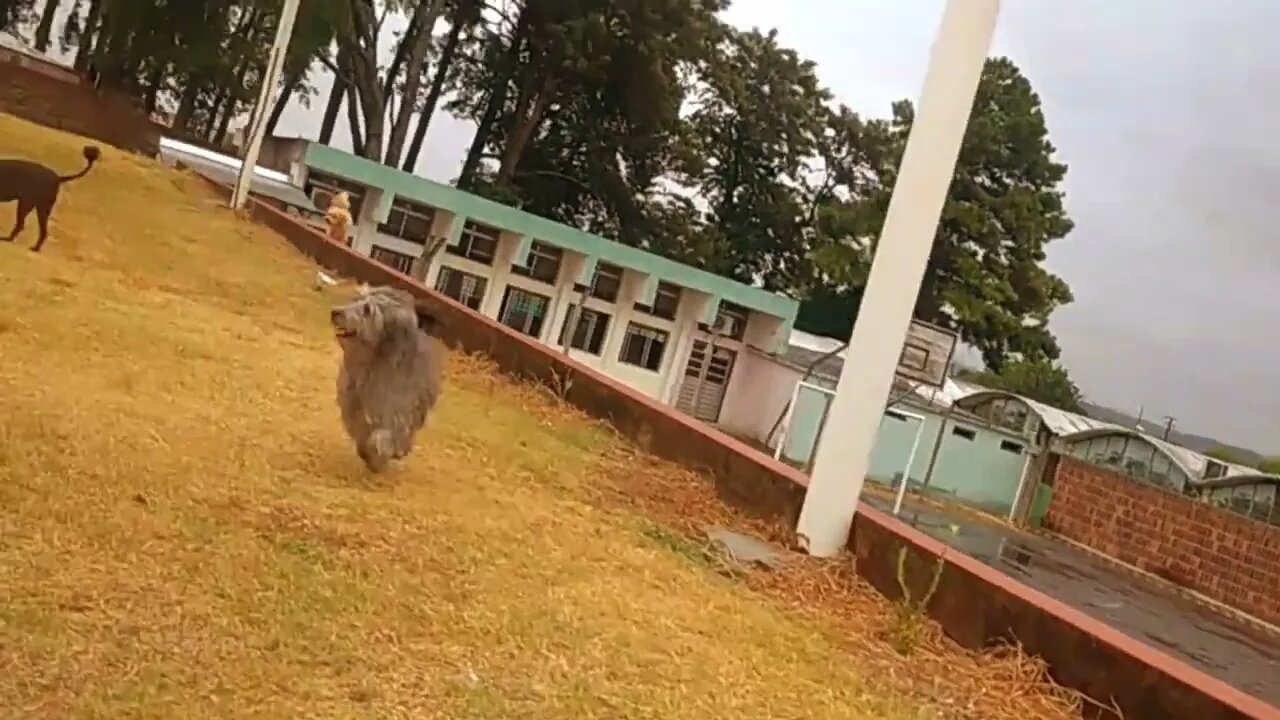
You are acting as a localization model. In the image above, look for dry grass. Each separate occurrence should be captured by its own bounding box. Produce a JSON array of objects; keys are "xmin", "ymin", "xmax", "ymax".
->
[{"xmin": 0, "ymin": 114, "xmax": 1079, "ymax": 720}]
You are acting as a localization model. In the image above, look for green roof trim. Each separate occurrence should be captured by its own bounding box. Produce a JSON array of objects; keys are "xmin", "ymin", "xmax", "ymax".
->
[{"xmin": 301, "ymin": 142, "xmax": 798, "ymax": 327}]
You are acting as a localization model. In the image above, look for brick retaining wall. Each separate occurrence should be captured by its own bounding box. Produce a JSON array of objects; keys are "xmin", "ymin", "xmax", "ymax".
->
[
  {"xmin": 198, "ymin": 172, "xmax": 1278, "ymax": 720},
  {"xmin": 1045, "ymin": 455, "xmax": 1280, "ymax": 626},
  {"xmin": 0, "ymin": 48, "xmax": 160, "ymax": 155}
]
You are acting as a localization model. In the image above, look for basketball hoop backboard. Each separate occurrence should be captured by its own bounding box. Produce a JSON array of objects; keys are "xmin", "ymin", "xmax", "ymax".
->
[{"xmin": 896, "ymin": 319, "xmax": 957, "ymax": 389}]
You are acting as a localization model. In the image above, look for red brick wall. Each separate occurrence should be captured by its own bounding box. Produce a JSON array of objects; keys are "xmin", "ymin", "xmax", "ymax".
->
[
  {"xmin": 199, "ymin": 174, "xmax": 1276, "ymax": 720},
  {"xmin": 0, "ymin": 48, "xmax": 160, "ymax": 156},
  {"xmin": 1045, "ymin": 455, "xmax": 1280, "ymax": 626}
]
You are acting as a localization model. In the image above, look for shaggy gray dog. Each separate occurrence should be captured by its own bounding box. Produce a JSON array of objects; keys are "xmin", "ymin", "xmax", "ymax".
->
[{"xmin": 331, "ymin": 285, "xmax": 444, "ymax": 472}]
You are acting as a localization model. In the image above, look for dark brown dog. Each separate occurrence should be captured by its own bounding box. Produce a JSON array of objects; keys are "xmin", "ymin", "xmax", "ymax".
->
[{"xmin": 0, "ymin": 145, "xmax": 100, "ymax": 252}]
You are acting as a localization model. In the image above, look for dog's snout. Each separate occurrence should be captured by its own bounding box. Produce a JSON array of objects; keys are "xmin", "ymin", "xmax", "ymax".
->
[{"xmin": 330, "ymin": 309, "xmax": 342, "ymax": 323}]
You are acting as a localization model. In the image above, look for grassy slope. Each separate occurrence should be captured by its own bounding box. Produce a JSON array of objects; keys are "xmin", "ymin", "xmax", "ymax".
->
[{"xmin": 0, "ymin": 114, "xmax": 1075, "ymax": 720}]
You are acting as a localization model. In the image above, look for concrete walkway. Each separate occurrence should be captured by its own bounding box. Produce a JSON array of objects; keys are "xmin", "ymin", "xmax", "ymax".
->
[{"xmin": 863, "ymin": 494, "xmax": 1280, "ymax": 708}]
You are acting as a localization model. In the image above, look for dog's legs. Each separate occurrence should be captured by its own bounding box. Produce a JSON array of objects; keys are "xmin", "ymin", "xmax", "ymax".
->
[
  {"xmin": 30, "ymin": 201, "xmax": 52, "ymax": 252},
  {"xmin": 360, "ymin": 429, "xmax": 394, "ymax": 473},
  {"xmin": 4, "ymin": 198, "xmax": 32, "ymax": 242}
]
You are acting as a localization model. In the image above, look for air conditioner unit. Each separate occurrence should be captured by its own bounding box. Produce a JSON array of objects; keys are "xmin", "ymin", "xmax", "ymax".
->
[{"xmin": 712, "ymin": 314, "xmax": 734, "ymax": 334}]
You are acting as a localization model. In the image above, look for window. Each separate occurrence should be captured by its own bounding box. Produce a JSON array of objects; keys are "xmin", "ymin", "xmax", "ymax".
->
[
  {"xmin": 951, "ymin": 426, "xmax": 976, "ymax": 441},
  {"xmin": 634, "ymin": 281, "xmax": 681, "ymax": 320},
  {"xmin": 1248, "ymin": 485, "xmax": 1275, "ymax": 523},
  {"xmin": 511, "ymin": 241, "xmax": 563, "ymax": 284},
  {"xmin": 370, "ymin": 245, "xmax": 415, "ymax": 275},
  {"xmin": 1203, "ymin": 459, "xmax": 1229, "ymax": 480},
  {"xmin": 435, "ymin": 266, "xmax": 487, "ymax": 311},
  {"xmin": 446, "ymin": 221, "xmax": 500, "ymax": 265},
  {"xmin": 558, "ymin": 306, "xmax": 611, "ymax": 355},
  {"xmin": 983, "ymin": 398, "xmax": 1031, "ymax": 435},
  {"xmin": 305, "ymin": 172, "xmax": 365, "ymax": 219},
  {"xmin": 498, "ymin": 286, "xmax": 550, "ymax": 338},
  {"xmin": 1229, "ymin": 485, "xmax": 1256, "ymax": 516},
  {"xmin": 377, "ymin": 197, "xmax": 435, "ymax": 244},
  {"xmin": 1000, "ymin": 440, "xmax": 1025, "ymax": 454},
  {"xmin": 618, "ymin": 322, "xmax": 669, "ymax": 371},
  {"xmin": 590, "ymin": 262, "xmax": 623, "ymax": 303},
  {"xmin": 701, "ymin": 302, "xmax": 748, "ymax": 341}
]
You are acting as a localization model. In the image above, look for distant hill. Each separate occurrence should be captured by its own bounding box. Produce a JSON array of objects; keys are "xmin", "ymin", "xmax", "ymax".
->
[{"xmin": 1078, "ymin": 402, "xmax": 1265, "ymax": 467}]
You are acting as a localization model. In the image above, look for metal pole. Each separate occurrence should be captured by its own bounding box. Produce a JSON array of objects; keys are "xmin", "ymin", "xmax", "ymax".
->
[
  {"xmin": 795, "ymin": 0, "xmax": 1000, "ymax": 557},
  {"xmin": 774, "ymin": 381, "xmax": 805, "ymax": 460},
  {"xmin": 231, "ymin": 0, "xmax": 303, "ymax": 211},
  {"xmin": 892, "ymin": 412, "xmax": 927, "ymax": 516},
  {"xmin": 918, "ymin": 404, "xmax": 952, "ymax": 493}
]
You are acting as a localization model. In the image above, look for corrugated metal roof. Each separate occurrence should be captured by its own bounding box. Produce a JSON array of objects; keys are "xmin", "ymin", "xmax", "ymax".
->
[{"xmin": 158, "ymin": 138, "xmax": 317, "ymax": 212}]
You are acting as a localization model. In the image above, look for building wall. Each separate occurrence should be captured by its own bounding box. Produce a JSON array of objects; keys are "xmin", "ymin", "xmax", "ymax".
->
[
  {"xmin": 0, "ymin": 48, "xmax": 160, "ymax": 155},
  {"xmin": 720, "ymin": 354, "xmax": 1033, "ymax": 519},
  {"xmin": 351, "ymin": 211, "xmax": 709, "ymax": 402},
  {"xmin": 866, "ymin": 406, "xmax": 1030, "ymax": 517},
  {"xmin": 717, "ymin": 350, "xmax": 806, "ymax": 445},
  {"xmin": 1044, "ymin": 455, "xmax": 1280, "ymax": 625}
]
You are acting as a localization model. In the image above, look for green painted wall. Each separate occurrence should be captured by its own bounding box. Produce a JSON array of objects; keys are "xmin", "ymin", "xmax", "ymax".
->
[
  {"xmin": 781, "ymin": 384, "xmax": 831, "ymax": 464},
  {"xmin": 300, "ymin": 142, "xmax": 797, "ymax": 333},
  {"xmin": 867, "ymin": 409, "xmax": 937, "ymax": 484},
  {"xmin": 787, "ymin": 391, "xmax": 1030, "ymax": 518},
  {"xmin": 1027, "ymin": 483, "xmax": 1054, "ymax": 527}
]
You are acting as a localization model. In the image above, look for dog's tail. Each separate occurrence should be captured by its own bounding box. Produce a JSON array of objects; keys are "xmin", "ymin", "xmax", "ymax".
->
[{"xmin": 58, "ymin": 145, "xmax": 102, "ymax": 184}]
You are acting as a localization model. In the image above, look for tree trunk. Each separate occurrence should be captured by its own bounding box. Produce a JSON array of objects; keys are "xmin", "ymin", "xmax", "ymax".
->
[
  {"xmin": 141, "ymin": 64, "xmax": 163, "ymax": 114},
  {"xmin": 73, "ymin": 0, "xmax": 102, "ymax": 71},
  {"xmin": 344, "ymin": 0, "xmax": 385, "ymax": 161},
  {"xmin": 458, "ymin": 5, "xmax": 531, "ymax": 188},
  {"xmin": 265, "ymin": 71, "xmax": 302, "ymax": 137},
  {"xmin": 173, "ymin": 80, "xmax": 201, "ymax": 131},
  {"xmin": 318, "ymin": 48, "xmax": 349, "ymax": 144},
  {"xmin": 383, "ymin": 0, "xmax": 447, "ymax": 167},
  {"xmin": 34, "ymin": 0, "xmax": 60, "ymax": 53},
  {"xmin": 209, "ymin": 90, "xmax": 232, "ymax": 144},
  {"xmin": 403, "ymin": 12, "xmax": 464, "ymax": 172},
  {"xmin": 496, "ymin": 73, "xmax": 557, "ymax": 183},
  {"xmin": 346, "ymin": 78, "xmax": 365, "ymax": 157}
]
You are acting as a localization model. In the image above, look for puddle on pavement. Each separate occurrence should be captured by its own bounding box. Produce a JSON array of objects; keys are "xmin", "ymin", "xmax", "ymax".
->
[{"xmin": 866, "ymin": 495, "xmax": 1280, "ymax": 707}]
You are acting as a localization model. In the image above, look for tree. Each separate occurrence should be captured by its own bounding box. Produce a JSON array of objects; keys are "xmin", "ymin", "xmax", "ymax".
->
[
  {"xmin": 1257, "ymin": 457, "xmax": 1280, "ymax": 474},
  {"xmin": 402, "ymin": 0, "xmax": 483, "ymax": 171},
  {"xmin": 960, "ymin": 358, "xmax": 1084, "ymax": 413},
  {"xmin": 382, "ymin": 0, "xmax": 448, "ymax": 166},
  {"xmin": 0, "ymin": 0, "xmax": 36, "ymax": 34},
  {"xmin": 679, "ymin": 26, "xmax": 830, "ymax": 285},
  {"xmin": 31, "ymin": 0, "xmax": 339, "ymax": 148},
  {"xmin": 1205, "ymin": 446, "xmax": 1255, "ymax": 468},
  {"xmin": 794, "ymin": 108, "xmax": 898, "ymax": 337},
  {"xmin": 32, "ymin": 0, "xmax": 58, "ymax": 52},
  {"xmin": 799, "ymin": 57, "xmax": 1074, "ymax": 372},
  {"xmin": 448, "ymin": 0, "xmax": 724, "ymax": 247}
]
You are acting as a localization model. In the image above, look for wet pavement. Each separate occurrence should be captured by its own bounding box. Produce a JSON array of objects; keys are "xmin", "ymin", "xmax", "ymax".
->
[{"xmin": 863, "ymin": 494, "xmax": 1280, "ymax": 708}]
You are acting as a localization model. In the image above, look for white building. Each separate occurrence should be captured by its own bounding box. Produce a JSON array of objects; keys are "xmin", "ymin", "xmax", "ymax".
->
[{"xmin": 260, "ymin": 138, "xmax": 800, "ymax": 423}]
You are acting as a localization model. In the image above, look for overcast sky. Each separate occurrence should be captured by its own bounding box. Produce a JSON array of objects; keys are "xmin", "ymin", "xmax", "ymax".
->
[{"xmin": 276, "ymin": 0, "xmax": 1280, "ymax": 451}]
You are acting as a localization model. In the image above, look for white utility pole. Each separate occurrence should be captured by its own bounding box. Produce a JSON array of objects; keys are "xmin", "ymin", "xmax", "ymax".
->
[
  {"xmin": 231, "ymin": 0, "xmax": 303, "ymax": 211},
  {"xmin": 795, "ymin": 0, "xmax": 1001, "ymax": 557}
]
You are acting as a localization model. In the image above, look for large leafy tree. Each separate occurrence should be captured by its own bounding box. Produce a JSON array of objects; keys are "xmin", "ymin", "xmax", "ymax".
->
[
  {"xmin": 447, "ymin": 0, "xmax": 724, "ymax": 246},
  {"xmin": 958, "ymin": 358, "xmax": 1084, "ymax": 413},
  {"xmin": 16, "ymin": 0, "xmax": 340, "ymax": 147},
  {"xmin": 0, "ymin": 0, "xmax": 36, "ymax": 34},
  {"xmin": 802, "ymin": 57, "xmax": 1075, "ymax": 372},
  {"xmin": 679, "ymin": 26, "xmax": 830, "ymax": 286}
]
